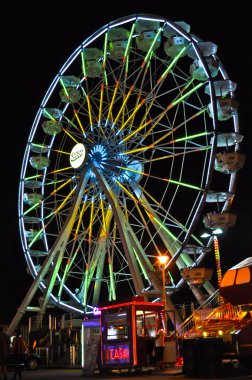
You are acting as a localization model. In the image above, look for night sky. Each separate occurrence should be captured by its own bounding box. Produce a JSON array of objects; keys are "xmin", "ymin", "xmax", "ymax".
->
[{"xmin": 1, "ymin": 1, "xmax": 251, "ymax": 324}]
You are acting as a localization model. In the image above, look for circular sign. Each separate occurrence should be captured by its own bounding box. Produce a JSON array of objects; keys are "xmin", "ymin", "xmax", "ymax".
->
[{"xmin": 70, "ymin": 143, "xmax": 86, "ymax": 168}]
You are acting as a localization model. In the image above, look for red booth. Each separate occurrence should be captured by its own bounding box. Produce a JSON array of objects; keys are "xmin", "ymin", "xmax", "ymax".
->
[{"xmin": 99, "ymin": 296, "xmax": 164, "ymax": 371}]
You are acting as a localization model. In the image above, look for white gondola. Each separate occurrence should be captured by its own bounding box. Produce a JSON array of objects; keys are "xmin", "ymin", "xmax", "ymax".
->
[
  {"xmin": 30, "ymin": 143, "xmax": 49, "ymax": 154},
  {"xmin": 42, "ymin": 108, "xmax": 63, "ymax": 119},
  {"xmin": 60, "ymin": 75, "xmax": 81, "ymax": 87},
  {"xmin": 108, "ymin": 28, "xmax": 129, "ymax": 59},
  {"xmin": 29, "ymin": 156, "xmax": 50, "ymax": 170},
  {"xmin": 215, "ymin": 152, "xmax": 246, "ymax": 174},
  {"xmin": 205, "ymin": 79, "xmax": 237, "ymax": 97},
  {"xmin": 25, "ymin": 230, "xmax": 42, "ymax": 242},
  {"xmin": 82, "ymin": 48, "xmax": 103, "ymax": 78},
  {"xmin": 188, "ymin": 41, "xmax": 217, "ymax": 59},
  {"xmin": 210, "ymin": 132, "xmax": 243, "ymax": 147},
  {"xmin": 23, "ymin": 193, "xmax": 43, "ymax": 206},
  {"xmin": 59, "ymin": 87, "xmax": 81, "ymax": 103},
  {"xmin": 24, "ymin": 180, "xmax": 43, "ymax": 189},
  {"xmin": 190, "ymin": 58, "xmax": 219, "ymax": 81},
  {"xmin": 29, "ymin": 250, "xmax": 48, "ymax": 257},
  {"xmin": 23, "ymin": 216, "xmax": 42, "ymax": 224},
  {"xmin": 203, "ymin": 211, "xmax": 237, "ymax": 229},
  {"xmin": 42, "ymin": 120, "xmax": 62, "ymax": 136},
  {"xmin": 206, "ymin": 191, "xmax": 234, "ymax": 203},
  {"xmin": 181, "ymin": 267, "xmax": 213, "ymax": 285},
  {"xmin": 207, "ymin": 98, "xmax": 239, "ymax": 121},
  {"xmin": 135, "ymin": 19, "xmax": 161, "ymax": 52}
]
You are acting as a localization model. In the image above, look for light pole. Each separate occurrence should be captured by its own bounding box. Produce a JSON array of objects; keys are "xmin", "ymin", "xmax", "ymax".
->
[{"xmin": 157, "ymin": 255, "xmax": 169, "ymax": 329}]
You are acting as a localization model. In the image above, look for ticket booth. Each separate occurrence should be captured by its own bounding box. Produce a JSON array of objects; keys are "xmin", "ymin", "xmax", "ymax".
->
[{"xmin": 99, "ymin": 296, "xmax": 164, "ymax": 371}]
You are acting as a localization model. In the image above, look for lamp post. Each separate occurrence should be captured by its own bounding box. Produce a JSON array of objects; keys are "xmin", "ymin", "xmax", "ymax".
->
[{"xmin": 157, "ymin": 255, "xmax": 169, "ymax": 329}]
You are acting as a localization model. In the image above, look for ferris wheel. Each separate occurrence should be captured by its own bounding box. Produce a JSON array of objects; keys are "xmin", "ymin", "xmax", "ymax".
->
[{"xmin": 17, "ymin": 14, "xmax": 243, "ymax": 320}]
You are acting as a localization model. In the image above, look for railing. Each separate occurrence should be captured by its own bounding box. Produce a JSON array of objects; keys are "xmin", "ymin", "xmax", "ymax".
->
[
  {"xmin": 201, "ymin": 303, "xmax": 252, "ymax": 323},
  {"xmin": 174, "ymin": 290, "xmax": 221, "ymax": 337},
  {"xmin": 175, "ymin": 293, "xmax": 252, "ymax": 338}
]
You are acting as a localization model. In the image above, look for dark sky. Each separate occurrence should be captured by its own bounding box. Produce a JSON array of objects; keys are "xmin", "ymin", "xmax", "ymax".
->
[{"xmin": 1, "ymin": 1, "xmax": 251, "ymax": 324}]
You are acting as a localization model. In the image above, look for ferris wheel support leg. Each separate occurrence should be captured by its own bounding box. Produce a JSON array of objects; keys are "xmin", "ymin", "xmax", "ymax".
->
[
  {"xmin": 7, "ymin": 171, "xmax": 90, "ymax": 336},
  {"xmin": 92, "ymin": 165, "xmax": 145, "ymax": 295},
  {"xmin": 189, "ymin": 285, "xmax": 210, "ymax": 306},
  {"xmin": 6, "ymin": 248, "xmax": 58, "ymax": 336}
]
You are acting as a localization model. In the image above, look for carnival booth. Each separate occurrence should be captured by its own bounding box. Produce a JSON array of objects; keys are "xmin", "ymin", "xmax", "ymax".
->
[{"xmin": 99, "ymin": 296, "xmax": 164, "ymax": 371}]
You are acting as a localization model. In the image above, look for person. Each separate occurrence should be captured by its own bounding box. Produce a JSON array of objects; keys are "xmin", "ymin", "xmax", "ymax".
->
[
  {"xmin": 154, "ymin": 322, "xmax": 166, "ymax": 371},
  {"xmin": 12, "ymin": 330, "xmax": 27, "ymax": 380},
  {"xmin": 0, "ymin": 326, "xmax": 10, "ymax": 380}
]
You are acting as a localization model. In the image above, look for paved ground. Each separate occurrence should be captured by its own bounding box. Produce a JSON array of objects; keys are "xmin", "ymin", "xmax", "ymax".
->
[{"xmin": 5, "ymin": 365, "xmax": 252, "ymax": 380}]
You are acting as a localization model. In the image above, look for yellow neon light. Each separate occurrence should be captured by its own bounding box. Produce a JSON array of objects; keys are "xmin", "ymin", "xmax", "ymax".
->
[
  {"xmin": 86, "ymin": 94, "xmax": 93, "ymax": 129},
  {"xmin": 100, "ymin": 196, "xmax": 107, "ymax": 238},
  {"xmin": 73, "ymin": 109, "xmax": 86, "ymax": 135},
  {"xmin": 74, "ymin": 198, "xmax": 87, "ymax": 240},
  {"xmin": 61, "ymin": 127, "xmax": 78, "ymax": 144},
  {"xmin": 118, "ymin": 99, "xmax": 145, "ymax": 133},
  {"xmin": 98, "ymin": 83, "xmax": 104, "ymax": 127},
  {"xmin": 88, "ymin": 197, "xmax": 95, "ymax": 244},
  {"xmin": 106, "ymin": 81, "xmax": 120, "ymax": 123},
  {"xmin": 112, "ymin": 86, "xmax": 133, "ymax": 128}
]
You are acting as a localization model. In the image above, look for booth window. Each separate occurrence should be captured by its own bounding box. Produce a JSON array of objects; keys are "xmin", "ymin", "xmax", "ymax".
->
[
  {"xmin": 136, "ymin": 310, "xmax": 157, "ymax": 337},
  {"xmin": 104, "ymin": 311, "xmax": 128, "ymax": 341}
]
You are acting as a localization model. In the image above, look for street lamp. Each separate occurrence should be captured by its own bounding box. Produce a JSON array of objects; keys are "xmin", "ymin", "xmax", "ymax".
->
[{"xmin": 157, "ymin": 254, "xmax": 169, "ymax": 329}]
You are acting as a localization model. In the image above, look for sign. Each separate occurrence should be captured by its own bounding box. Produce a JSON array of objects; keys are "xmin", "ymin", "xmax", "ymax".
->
[
  {"xmin": 104, "ymin": 343, "xmax": 130, "ymax": 364},
  {"xmin": 70, "ymin": 143, "xmax": 86, "ymax": 168}
]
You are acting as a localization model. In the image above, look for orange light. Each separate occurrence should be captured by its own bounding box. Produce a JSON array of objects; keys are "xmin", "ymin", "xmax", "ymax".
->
[{"xmin": 157, "ymin": 255, "xmax": 169, "ymax": 266}]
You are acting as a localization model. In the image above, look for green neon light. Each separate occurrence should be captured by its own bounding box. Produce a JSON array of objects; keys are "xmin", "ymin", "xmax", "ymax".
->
[
  {"xmin": 180, "ymin": 253, "xmax": 192, "ymax": 266},
  {"xmin": 145, "ymin": 27, "xmax": 162, "ymax": 63},
  {"xmin": 102, "ymin": 33, "xmax": 108, "ymax": 87},
  {"xmin": 170, "ymin": 131, "xmax": 209, "ymax": 143},
  {"xmin": 81, "ymin": 51, "xmax": 86, "ymax": 77},
  {"xmin": 83, "ymin": 268, "xmax": 88, "ymax": 306},
  {"xmin": 153, "ymin": 217, "xmax": 178, "ymax": 241},
  {"xmin": 42, "ymin": 109, "xmax": 55, "ymax": 121},
  {"xmin": 58, "ymin": 261, "xmax": 69, "ymax": 298},
  {"xmin": 133, "ymin": 247, "xmax": 149, "ymax": 281},
  {"xmin": 103, "ymin": 32, "xmax": 108, "ymax": 62},
  {"xmin": 125, "ymin": 55, "xmax": 129, "ymax": 76},
  {"xmin": 60, "ymin": 78, "xmax": 69, "ymax": 96},
  {"xmin": 124, "ymin": 23, "xmax": 135, "ymax": 58},
  {"xmin": 172, "ymin": 82, "xmax": 205, "ymax": 107},
  {"xmin": 23, "ymin": 203, "xmax": 41, "ymax": 216},
  {"xmin": 159, "ymin": 46, "xmax": 187, "ymax": 81},
  {"xmin": 46, "ymin": 255, "xmax": 62, "ymax": 302},
  {"xmin": 108, "ymin": 259, "xmax": 116, "ymax": 300},
  {"xmin": 103, "ymin": 69, "xmax": 108, "ymax": 87},
  {"xmin": 120, "ymin": 165, "xmax": 202, "ymax": 191},
  {"xmin": 166, "ymin": 179, "xmax": 202, "ymax": 190},
  {"xmin": 28, "ymin": 229, "xmax": 43, "ymax": 249}
]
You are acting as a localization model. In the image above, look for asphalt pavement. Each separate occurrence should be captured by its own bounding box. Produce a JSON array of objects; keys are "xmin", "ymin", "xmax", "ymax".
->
[{"xmin": 5, "ymin": 365, "xmax": 252, "ymax": 380}]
